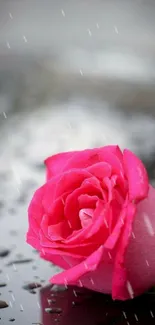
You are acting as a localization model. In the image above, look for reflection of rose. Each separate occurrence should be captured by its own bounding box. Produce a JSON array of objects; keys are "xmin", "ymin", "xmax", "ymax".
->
[
  {"xmin": 27, "ymin": 145, "xmax": 155, "ymax": 300},
  {"xmin": 40, "ymin": 285, "xmax": 155, "ymax": 325}
]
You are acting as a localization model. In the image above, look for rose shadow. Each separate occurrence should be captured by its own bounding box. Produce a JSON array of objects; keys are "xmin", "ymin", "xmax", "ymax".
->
[{"xmin": 40, "ymin": 285, "xmax": 155, "ymax": 325}]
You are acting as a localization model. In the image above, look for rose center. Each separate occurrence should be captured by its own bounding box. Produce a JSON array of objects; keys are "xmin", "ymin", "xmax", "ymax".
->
[{"xmin": 79, "ymin": 208, "xmax": 94, "ymax": 228}]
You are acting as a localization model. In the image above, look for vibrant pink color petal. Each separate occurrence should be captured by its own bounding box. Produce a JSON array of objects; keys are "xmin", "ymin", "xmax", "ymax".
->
[
  {"xmin": 65, "ymin": 200, "xmax": 109, "ymax": 245},
  {"xmin": 28, "ymin": 185, "xmax": 45, "ymax": 230},
  {"xmin": 40, "ymin": 252, "xmax": 81, "ymax": 270},
  {"xmin": 61, "ymin": 145, "xmax": 123, "ymax": 172},
  {"xmin": 112, "ymin": 202, "xmax": 136, "ymax": 300},
  {"xmin": 104, "ymin": 197, "xmax": 129, "ymax": 250},
  {"xmin": 50, "ymin": 247, "xmax": 114, "ymax": 294},
  {"xmin": 46, "ymin": 197, "xmax": 65, "ymax": 225},
  {"xmin": 79, "ymin": 208, "xmax": 94, "ymax": 228},
  {"xmin": 123, "ymin": 149, "xmax": 149, "ymax": 201},
  {"xmin": 87, "ymin": 162, "xmax": 111, "ymax": 179},
  {"xmin": 54, "ymin": 169, "xmax": 91, "ymax": 199},
  {"xmin": 125, "ymin": 185, "xmax": 155, "ymax": 297},
  {"xmin": 45, "ymin": 146, "xmax": 121, "ymax": 180},
  {"xmin": 42, "ymin": 169, "xmax": 91, "ymax": 214},
  {"xmin": 78, "ymin": 194, "xmax": 98, "ymax": 210},
  {"xmin": 39, "ymin": 229, "xmax": 101, "ymax": 258},
  {"xmin": 44, "ymin": 151, "xmax": 77, "ymax": 180},
  {"xmin": 51, "ymin": 245, "xmax": 104, "ymax": 284},
  {"xmin": 64, "ymin": 176, "xmax": 103, "ymax": 230},
  {"xmin": 26, "ymin": 233, "xmax": 41, "ymax": 251}
]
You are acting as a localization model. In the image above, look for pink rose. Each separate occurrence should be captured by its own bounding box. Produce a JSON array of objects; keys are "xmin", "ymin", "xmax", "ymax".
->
[{"xmin": 26, "ymin": 145, "xmax": 155, "ymax": 300}]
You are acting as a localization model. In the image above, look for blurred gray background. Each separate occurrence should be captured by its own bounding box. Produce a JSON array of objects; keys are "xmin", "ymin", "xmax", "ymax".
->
[{"xmin": 0, "ymin": 0, "xmax": 155, "ymax": 232}]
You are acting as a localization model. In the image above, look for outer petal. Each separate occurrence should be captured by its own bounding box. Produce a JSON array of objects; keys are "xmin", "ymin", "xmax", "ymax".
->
[
  {"xmin": 26, "ymin": 184, "xmax": 45, "ymax": 249},
  {"xmin": 45, "ymin": 146, "xmax": 123, "ymax": 180},
  {"xmin": 50, "ymin": 245, "xmax": 104, "ymax": 284},
  {"xmin": 112, "ymin": 202, "xmax": 136, "ymax": 300},
  {"xmin": 50, "ymin": 246, "xmax": 114, "ymax": 294},
  {"xmin": 123, "ymin": 149, "xmax": 149, "ymax": 201},
  {"xmin": 63, "ymin": 145, "xmax": 124, "ymax": 174},
  {"xmin": 44, "ymin": 151, "xmax": 77, "ymax": 179},
  {"xmin": 125, "ymin": 185, "xmax": 155, "ymax": 298}
]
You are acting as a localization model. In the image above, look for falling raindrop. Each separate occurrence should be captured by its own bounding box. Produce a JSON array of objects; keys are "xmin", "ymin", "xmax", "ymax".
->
[
  {"xmin": 2, "ymin": 112, "xmax": 7, "ymax": 118},
  {"xmin": 73, "ymin": 289, "xmax": 77, "ymax": 297},
  {"xmin": 134, "ymin": 314, "xmax": 138, "ymax": 321},
  {"xmin": 132, "ymin": 231, "xmax": 135, "ymax": 239},
  {"xmin": 146, "ymin": 259, "xmax": 149, "ymax": 266},
  {"xmin": 114, "ymin": 25, "xmax": 119, "ymax": 34},
  {"xmin": 23, "ymin": 35, "xmax": 28, "ymax": 43},
  {"xmin": 9, "ymin": 13, "xmax": 13, "ymax": 19},
  {"xmin": 122, "ymin": 311, "xmax": 127, "ymax": 319},
  {"xmin": 150, "ymin": 310, "xmax": 154, "ymax": 318},
  {"xmin": 61, "ymin": 9, "xmax": 65, "ymax": 17},
  {"xmin": 78, "ymin": 280, "xmax": 83, "ymax": 287},
  {"xmin": 126, "ymin": 281, "xmax": 134, "ymax": 298},
  {"xmin": 6, "ymin": 42, "xmax": 11, "ymax": 49},
  {"xmin": 9, "ymin": 301, "xmax": 13, "ymax": 308},
  {"xmin": 11, "ymin": 293, "xmax": 15, "ymax": 301},
  {"xmin": 37, "ymin": 302, "xmax": 40, "ymax": 309},
  {"xmin": 84, "ymin": 262, "xmax": 88, "ymax": 269},
  {"xmin": 12, "ymin": 264, "xmax": 17, "ymax": 271},
  {"xmin": 20, "ymin": 304, "xmax": 24, "ymax": 311},
  {"xmin": 90, "ymin": 278, "xmax": 94, "ymax": 285},
  {"xmin": 87, "ymin": 29, "xmax": 92, "ymax": 37},
  {"xmin": 143, "ymin": 213, "xmax": 154, "ymax": 236}
]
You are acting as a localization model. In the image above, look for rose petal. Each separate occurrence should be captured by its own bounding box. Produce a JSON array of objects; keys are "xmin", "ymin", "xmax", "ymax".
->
[
  {"xmin": 65, "ymin": 200, "xmax": 109, "ymax": 245},
  {"xmin": 50, "ymin": 245, "xmax": 104, "ymax": 285},
  {"xmin": 123, "ymin": 149, "xmax": 149, "ymax": 201},
  {"xmin": 125, "ymin": 185, "xmax": 155, "ymax": 298},
  {"xmin": 39, "ymin": 229, "xmax": 101, "ymax": 258},
  {"xmin": 87, "ymin": 162, "xmax": 111, "ymax": 179},
  {"xmin": 64, "ymin": 177, "xmax": 103, "ymax": 230},
  {"xmin": 46, "ymin": 197, "xmax": 65, "ymax": 225},
  {"xmin": 26, "ymin": 234, "xmax": 41, "ymax": 251},
  {"xmin": 44, "ymin": 151, "xmax": 77, "ymax": 179},
  {"xmin": 79, "ymin": 208, "xmax": 94, "ymax": 228},
  {"xmin": 28, "ymin": 185, "xmax": 45, "ymax": 230},
  {"xmin": 78, "ymin": 194, "xmax": 98, "ymax": 210},
  {"xmin": 62, "ymin": 145, "xmax": 123, "ymax": 172},
  {"xmin": 112, "ymin": 202, "xmax": 136, "ymax": 300},
  {"xmin": 42, "ymin": 169, "xmax": 91, "ymax": 214},
  {"xmin": 54, "ymin": 169, "xmax": 91, "ymax": 199},
  {"xmin": 40, "ymin": 252, "xmax": 80, "ymax": 270},
  {"xmin": 104, "ymin": 197, "xmax": 129, "ymax": 250}
]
